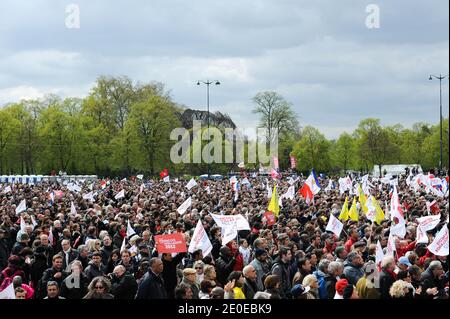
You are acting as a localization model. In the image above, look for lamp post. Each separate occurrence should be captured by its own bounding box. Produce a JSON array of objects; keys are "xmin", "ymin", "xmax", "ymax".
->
[
  {"xmin": 429, "ymin": 74, "xmax": 448, "ymax": 172},
  {"xmin": 197, "ymin": 80, "xmax": 220, "ymax": 178}
]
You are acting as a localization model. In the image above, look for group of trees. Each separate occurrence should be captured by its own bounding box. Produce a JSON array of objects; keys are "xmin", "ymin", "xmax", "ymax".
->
[
  {"xmin": 0, "ymin": 78, "xmax": 447, "ymax": 177},
  {"xmin": 252, "ymin": 91, "xmax": 449, "ymax": 175},
  {"xmin": 0, "ymin": 76, "xmax": 181, "ymax": 176}
]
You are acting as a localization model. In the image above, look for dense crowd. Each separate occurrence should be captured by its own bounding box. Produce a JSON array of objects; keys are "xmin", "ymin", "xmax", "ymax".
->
[{"xmin": 0, "ymin": 169, "xmax": 448, "ymax": 300}]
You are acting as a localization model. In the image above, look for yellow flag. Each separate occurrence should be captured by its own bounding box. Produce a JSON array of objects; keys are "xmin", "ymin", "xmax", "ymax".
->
[
  {"xmin": 371, "ymin": 196, "xmax": 385, "ymax": 225},
  {"xmin": 268, "ymin": 184, "xmax": 280, "ymax": 218},
  {"xmin": 348, "ymin": 197, "xmax": 358, "ymax": 221},
  {"xmin": 338, "ymin": 197, "xmax": 349, "ymax": 221},
  {"xmin": 358, "ymin": 184, "xmax": 368, "ymax": 213}
]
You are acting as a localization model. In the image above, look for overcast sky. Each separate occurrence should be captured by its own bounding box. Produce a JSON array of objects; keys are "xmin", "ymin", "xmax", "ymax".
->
[{"xmin": 0, "ymin": 0, "xmax": 448, "ymax": 138}]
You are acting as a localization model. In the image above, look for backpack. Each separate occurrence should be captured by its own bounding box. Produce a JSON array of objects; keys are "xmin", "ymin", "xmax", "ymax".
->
[{"xmin": 0, "ymin": 268, "xmax": 21, "ymax": 291}]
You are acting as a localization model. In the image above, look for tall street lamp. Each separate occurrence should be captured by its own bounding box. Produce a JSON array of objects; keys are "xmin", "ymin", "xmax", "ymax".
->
[
  {"xmin": 197, "ymin": 80, "xmax": 220, "ymax": 178},
  {"xmin": 429, "ymin": 74, "xmax": 448, "ymax": 172}
]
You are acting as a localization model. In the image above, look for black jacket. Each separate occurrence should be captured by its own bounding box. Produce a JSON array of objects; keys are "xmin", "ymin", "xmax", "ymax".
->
[
  {"xmin": 324, "ymin": 274, "xmax": 338, "ymax": 299},
  {"xmin": 0, "ymin": 238, "xmax": 9, "ymax": 271},
  {"xmin": 379, "ymin": 269, "xmax": 396, "ymax": 299},
  {"xmin": 162, "ymin": 253, "xmax": 185, "ymax": 298},
  {"xmin": 420, "ymin": 268, "xmax": 447, "ymax": 298},
  {"xmin": 37, "ymin": 267, "xmax": 67, "ymax": 299},
  {"xmin": 84, "ymin": 261, "xmax": 106, "ymax": 282},
  {"xmin": 11, "ymin": 242, "xmax": 28, "ymax": 256},
  {"xmin": 211, "ymin": 238, "xmax": 222, "ymax": 260},
  {"xmin": 101, "ymin": 245, "xmax": 115, "ymax": 266},
  {"xmin": 243, "ymin": 278, "xmax": 259, "ymax": 299},
  {"xmin": 271, "ymin": 257, "xmax": 292, "ymax": 299},
  {"xmin": 135, "ymin": 271, "xmax": 167, "ymax": 299},
  {"xmin": 216, "ymin": 254, "xmax": 236, "ymax": 286},
  {"xmin": 111, "ymin": 273, "xmax": 138, "ymax": 299},
  {"xmin": 60, "ymin": 273, "xmax": 89, "ymax": 299},
  {"xmin": 58, "ymin": 249, "xmax": 79, "ymax": 271},
  {"xmin": 30, "ymin": 254, "xmax": 49, "ymax": 289}
]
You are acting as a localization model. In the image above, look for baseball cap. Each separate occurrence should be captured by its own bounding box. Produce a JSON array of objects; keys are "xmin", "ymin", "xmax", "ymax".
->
[
  {"xmin": 398, "ymin": 256, "xmax": 412, "ymax": 267},
  {"xmin": 291, "ymin": 284, "xmax": 310, "ymax": 298}
]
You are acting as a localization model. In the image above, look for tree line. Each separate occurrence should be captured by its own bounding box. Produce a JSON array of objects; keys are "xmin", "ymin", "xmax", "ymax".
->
[{"xmin": 0, "ymin": 77, "xmax": 447, "ymax": 177}]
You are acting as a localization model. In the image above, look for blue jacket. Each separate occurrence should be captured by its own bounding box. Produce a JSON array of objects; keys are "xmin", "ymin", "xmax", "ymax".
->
[{"xmin": 313, "ymin": 270, "xmax": 328, "ymax": 299}]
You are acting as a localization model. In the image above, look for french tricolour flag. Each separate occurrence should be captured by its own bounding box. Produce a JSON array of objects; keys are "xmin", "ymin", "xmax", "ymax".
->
[{"xmin": 300, "ymin": 169, "xmax": 321, "ymax": 204}]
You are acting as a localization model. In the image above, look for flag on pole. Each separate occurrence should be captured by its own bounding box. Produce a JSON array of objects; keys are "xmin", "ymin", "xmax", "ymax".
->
[
  {"xmin": 348, "ymin": 197, "xmax": 358, "ymax": 222},
  {"xmin": 126, "ymin": 220, "xmax": 136, "ymax": 238},
  {"xmin": 15, "ymin": 199, "xmax": 26, "ymax": 215},
  {"xmin": 0, "ymin": 282, "xmax": 16, "ymax": 299},
  {"xmin": 136, "ymin": 174, "xmax": 144, "ymax": 180},
  {"xmin": 20, "ymin": 216, "xmax": 27, "ymax": 233},
  {"xmin": 115, "ymin": 189, "xmax": 125, "ymax": 200},
  {"xmin": 188, "ymin": 220, "xmax": 213, "ymax": 256},
  {"xmin": 30, "ymin": 215, "xmax": 38, "ymax": 228},
  {"xmin": 300, "ymin": 169, "xmax": 321, "ymax": 204},
  {"xmin": 376, "ymin": 241, "xmax": 384, "ymax": 266},
  {"xmin": 326, "ymin": 214, "xmax": 344, "ymax": 237},
  {"xmin": 268, "ymin": 184, "xmax": 280, "ymax": 218},
  {"xmin": 70, "ymin": 201, "xmax": 77, "ymax": 217},
  {"xmin": 177, "ymin": 197, "xmax": 192, "ymax": 215},
  {"xmin": 338, "ymin": 197, "xmax": 349, "ymax": 221},
  {"xmin": 371, "ymin": 196, "xmax": 385, "ymax": 225},
  {"xmin": 160, "ymin": 168, "xmax": 169, "ymax": 179},
  {"xmin": 3, "ymin": 185, "xmax": 11, "ymax": 194},
  {"xmin": 186, "ymin": 178, "xmax": 198, "ymax": 190},
  {"xmin": 120, "ymin": 236, "xmax": 127, "ymax": 253},
  {"xmin": 358, "ymin": 184, "xmax": 368, "ymax": 213},
  {"xmin": 427, "ymin": 225, "xmax": 449, "ymax": 256}
]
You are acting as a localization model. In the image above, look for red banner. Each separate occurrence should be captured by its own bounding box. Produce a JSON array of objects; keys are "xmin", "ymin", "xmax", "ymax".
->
[
  {"xmin": 290, "ymin": 156, "xmax": 297, "ymax": 169},
  {"xmin": 154, "ymin": 233, "xmax": 187, "ymax": 254},
  {"xmin": 263, "ymin": 211, "xmax": 276, "ymax": 226}
]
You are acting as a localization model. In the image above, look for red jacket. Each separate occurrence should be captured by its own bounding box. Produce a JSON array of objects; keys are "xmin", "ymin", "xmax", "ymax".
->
[
  {"xmin": 344, "ymin": 238, "xmax": 357, "ymax": 253},
  {"xmin": 396, "ymin": 241, "xmax": 416, "ymax": 258},
  {"xmin": 227, "ymin": 243, "xmax": 244, "ymax": 272}
]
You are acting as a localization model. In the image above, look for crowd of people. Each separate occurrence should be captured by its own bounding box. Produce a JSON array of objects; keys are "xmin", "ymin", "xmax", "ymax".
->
[{"xmin": 0, "ymin": 169, "xmax": 448, "ymax": 300}]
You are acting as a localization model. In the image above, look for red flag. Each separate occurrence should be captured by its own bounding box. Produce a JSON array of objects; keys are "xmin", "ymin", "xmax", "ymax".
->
[
  {"xmin": 154, "ymin": 233, "xmax": 187, "ymax": 254},
  {"xmin": 299, "ymin": 184, "xmax": 313, "ymax": 203},
  {"xmin": 271, "ymin": 169, "xmax": 281, "ymax": 179},
  {"xmin": 160, "ymin": 168, "xmax": 169, "ymax": 179},
  {"xmin": 263, "ymin": 211, "xmax": 276, "ymax": 226}
]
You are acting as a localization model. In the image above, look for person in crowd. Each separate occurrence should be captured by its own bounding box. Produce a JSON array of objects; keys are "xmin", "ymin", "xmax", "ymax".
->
[{"xmin": 83, "ymin": 276, "xmax": 114, "ymax": 299}]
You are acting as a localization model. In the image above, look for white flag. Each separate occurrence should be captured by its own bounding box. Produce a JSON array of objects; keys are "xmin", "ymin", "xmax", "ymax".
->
[
  {"xmin": 48, "ymin": 227, "xmax": 54, "ymax": 246},
  {"xmin": 282, "ymin": 186, "xmax": 295, "ymax": 200},
  {"xmin": 205, "ymin": 186, "xmax": 211, "ymax": 195},
  {"xmin": 390, "ymin": 222, "xmax": 406, "ymax": 239},
  {"xmin": 186, "ymin": 178, "xmax": 198, "ymax": 190},
  {"xmin": 20, "ymin": 216, "xmax": 27, "ymax": 233},
  {"xmin": 30, "ymin": 215, "xmax": 38, "ymax": 228},
  {"xmin": 188, "ymin": 220, "xmax": 213, "ymax": 256},
  {"xmin": 136, "ymin": 174, "xmax": 144, "ymax": 180},
  {"xmin": 417, "ymin": 214, "xmax": 441, "ymax": 232},
  {"xmin": 126, "ymin": 220, "xmax": 136, "ymax": 238},
  {"xmin": 376, "ymin": 240, "xmax": 384, "ymax": 265},
  {"xmin": 180, "ymin": 191, "xmax": 185, "ymax": 198},
  {"xmin": 0, "ymin": 282, "xmax": 16, "ymax": 299},
  {"xmin": 174, "ymin": 178, "xmax": 179, "ymax": 183},
  {"xmin": 15, "ymin": 199, "xmax": 26, "ymax": 215},
  {"xmin": 166, "ymin": 187, "xmax": 173, "ymax": 195},
  {"xmin": 325, "ymin": 214, "xmax": 343, "ymax": 237},
  {"xmin": 115, "ymin": 189, "xmax": 125, "ymax": 200},
  {"xmin": 427, "ymin": 225, "xmax": 449, "ymax": 256},
  {"xmin": 70, "ymin": 201, "xmax": 77, "ymax": 217},
  {"xmin": 163, "ymin": 176, "xmax": 170, "ymax": 183},
  {"xmin": 386, "ymin": 233, "xmax": 396, "ymax": 256},
  {"xmin": 120, "ymin": 237, "xmax": 127, "ymax": 253},
  {"xmin": 3, "ymin": 185, "xmax": 11, "ymax": 194},
  {"xmin": 221, "ymin": 222, "xmax": 238, "ymax": 246},
  {"xmin": 177, "ymin": 196, "xmax": 192, "ymax": 215},
  {"xmin": 241, "ymin": 178, "xmax": 251, "ymax": 186},
  {"xmin": 416, "ymin": 225, "xmax": 429, "ymax": 244},
  {"xmin": 121, "ymin": 178, "xmax": 127, "ymax": 182},
  {"xmin": 83, "ymin": 192, "xmax": 95, "ymax": 202},
  {"xmin": 235, "ymin": 214, "xmax": 251, "ymax": 231}
]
